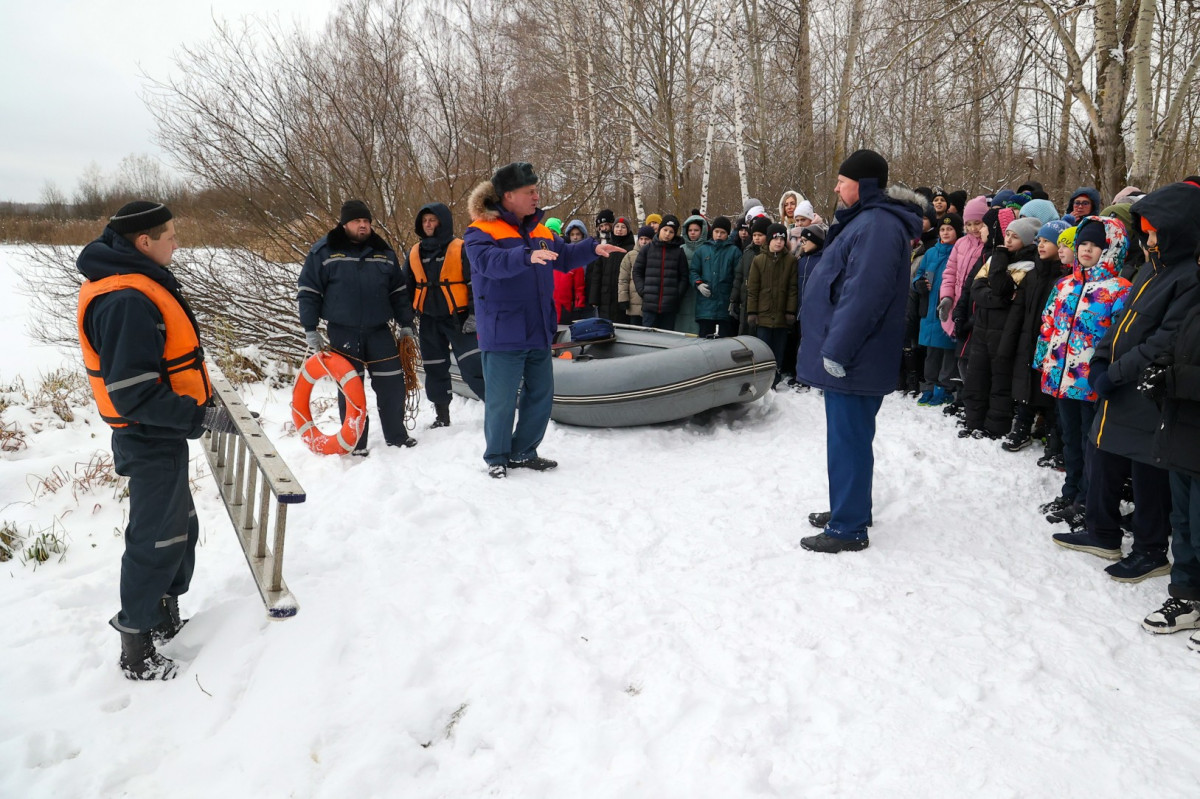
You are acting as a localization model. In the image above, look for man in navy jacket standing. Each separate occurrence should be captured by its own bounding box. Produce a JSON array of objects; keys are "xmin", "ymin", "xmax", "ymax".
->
[
  {"xmin": 297, "ymin": 201, "xmax": 416, "ymax": 454},
  {"xmin": 796, "ymin": 150, "xmax": 924, "ymax": 552},
  {"xmin": 463, "ymin": 162, "xmax": 624, "ymax": 478}
]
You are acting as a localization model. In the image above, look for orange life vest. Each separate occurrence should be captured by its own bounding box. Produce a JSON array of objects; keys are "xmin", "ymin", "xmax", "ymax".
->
[
  {"xmin": 408, "ymin": 239, "xmax": 469, "ymax": 313},
  {"xmin": 77, "ymin": 273, "xmax": 212, "ymax": 428}
]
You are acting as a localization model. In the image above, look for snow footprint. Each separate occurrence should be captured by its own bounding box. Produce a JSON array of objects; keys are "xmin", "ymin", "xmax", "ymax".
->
[{"xmin": 23, "ymin": 729, "xmax": 81, "ymax": 769}]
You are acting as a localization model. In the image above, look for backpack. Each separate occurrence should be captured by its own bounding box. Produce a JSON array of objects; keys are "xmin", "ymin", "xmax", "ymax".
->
[{"xmin": 569, "ymin": 316, "xmax": 615, "ymax": 342}]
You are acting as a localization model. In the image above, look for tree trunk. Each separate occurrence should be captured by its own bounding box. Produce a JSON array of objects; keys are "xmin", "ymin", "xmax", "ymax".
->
[{"xmin": 832, "ymin": 0, "xmax": 864, "ymax": 185}]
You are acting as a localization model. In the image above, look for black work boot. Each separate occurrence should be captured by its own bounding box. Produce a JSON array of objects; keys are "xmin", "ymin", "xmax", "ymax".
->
[
  {"xmin": 118, "ymin": 630, "xmax": 179, "ymax": 681},
  {"xmin": 151, "ymin": 595, "xmax": 187, "ymax": 645},
  {"xmin": 430, "ymin": 403, "xmax": 451, "ymax": 429}
]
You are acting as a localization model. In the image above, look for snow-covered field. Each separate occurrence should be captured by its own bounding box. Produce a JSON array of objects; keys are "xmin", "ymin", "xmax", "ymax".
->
[{"xmin": 1, "ymin": 243, "xmax": 1198, "ymax": 798}]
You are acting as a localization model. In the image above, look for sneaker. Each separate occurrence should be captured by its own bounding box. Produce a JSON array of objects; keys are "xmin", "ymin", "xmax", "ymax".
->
[
  {"xmin": 1105, "ymin": 551, "xmax": 1171, "ymax": 583},
  {"xmin": 1190, "ymin": 631, "xmax": 1200, "ymax": 652},
  {"xmin": 351, "ymin": 448, "xmax": 370, "ymax": 458},
  {"xmin": 971, "ymin": 429, "xmax": 1000, "ymax": 440},
  {"xmin": 916, "ymin": 390, "xmax": 934, "ymax": 405},
  {"xmin": 1001, "ymin": 431, "xmax": 1033, "ymax": 452},
  {"xmin": 508, "ymin": 456, "xmax": 558, "ymax": 471},
  {"xmin": 1039, "ymin": 495, "xmax": 1074, "ymax": 514},
  {"xmin": 799, "ymin": 532, "xmax": 869, "ymax": 553},
  {"xmin": 1051, "ymin": 531, "xmax": 1122, "ymax": 560},
  {"xmin": 488, "ymin": 464, "xmax": 507, "ymax": 479},
  {"xmin": 957, "ymin": 427, "xmax": 976, "ymax": 438},
  {"xmin": 943, "ymin": 401, "xmax": 963, "ymax": 417},
  {"xmin": 390, "ymin": 436, "xmax": 418, "ymax": 448},
  {"xmin": 1141, "ymin": 598, "xmax": 1200, "ymax": 634}
]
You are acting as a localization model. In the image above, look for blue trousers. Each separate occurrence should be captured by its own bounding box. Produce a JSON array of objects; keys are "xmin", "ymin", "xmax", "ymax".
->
[
  {"xmin": 481, "ymin": 348, "xmax": 554, "ymax": 466},
  {"xmin": 823, "ymin": 390, "xmax": 884, "ymax": 540},
  {"xmin": 1169, "ymin": 471, "xmax": 1200, "ymax": 601},
  {"xmin": 110, "ymin": 433, "xmax": 198, "ymax": 633}
]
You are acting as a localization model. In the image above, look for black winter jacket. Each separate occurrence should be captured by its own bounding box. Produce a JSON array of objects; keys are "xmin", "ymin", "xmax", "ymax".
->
[
  {"xmin": 633, "ymin": 236, "xmax": 689, "ymax": 314},
  {"xmin": 586, "ymin": 230, "xmax": 635, "ymax": 318},
  {"xmin": 969, "ymin": 243, "xmax": 1039, "ymax": 362},
  {"xmin": 1012, "ymin": 257, "xmax": 1065, "ymax": 406},
  {"xmin": 1092, "ymin": 183, "xmax": 1200, "ymax": 463},
  {"xmin": 297, "ymin": 225, "xmax": 413, "ymax": 331},
  {"xmin": 1152, "ymin": 299, "xmax": 1200, "ymax": 476}
]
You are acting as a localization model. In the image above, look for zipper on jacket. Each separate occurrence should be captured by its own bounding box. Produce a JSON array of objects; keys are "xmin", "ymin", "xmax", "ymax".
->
[{"xmin": 1096, "ymin": 273, "xmax": 1156, "ymax": 447}]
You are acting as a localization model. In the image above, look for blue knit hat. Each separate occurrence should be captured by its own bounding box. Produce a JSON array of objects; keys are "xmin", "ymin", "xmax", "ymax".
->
[
  {"xmin": 1020, "ymin": 199, "xmax": 1060, "ymax": 226},
  {"xmin": 1037, "ymin": 220, "xmax": 1070, "ymax": 244}
]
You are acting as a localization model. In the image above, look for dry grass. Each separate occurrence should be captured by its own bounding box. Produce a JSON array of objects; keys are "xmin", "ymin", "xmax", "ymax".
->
[
  {"xmin": 30, "ymin": 368, "xmax": 90, "ymax": 423},
  {"xmin": 0, "ymin": 520, "xmax": 19, "ymax": 562},
  {"xmin": 0, "ymin": 215, "xmax": 258, "ymax": 248}
]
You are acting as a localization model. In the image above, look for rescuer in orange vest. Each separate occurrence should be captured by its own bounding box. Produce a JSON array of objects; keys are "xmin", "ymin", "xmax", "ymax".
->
[
  {"xmin": 77, "ymin": 201, "xmax": 237, "ymax": 680},
  {"xmin": 407, "ymin": 202, "xmax": 486, "ymax": 427}
]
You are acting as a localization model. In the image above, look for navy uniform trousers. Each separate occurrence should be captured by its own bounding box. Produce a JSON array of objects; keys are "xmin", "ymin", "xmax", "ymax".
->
[
  {"xmin": 328, "ymin": 322, "xmax": 409, "ymax": 448},
  {"xmin": 419, "ymin": 315, "xmax": 486, "ymax": 403},
  {"xmin": 110, "ymin": 432, "xmax": 198, "ymax": 633}
]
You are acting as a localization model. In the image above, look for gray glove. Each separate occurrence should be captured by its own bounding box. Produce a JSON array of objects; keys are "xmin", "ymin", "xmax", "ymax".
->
[
  {"xmin": 305, "ymin": 329, "xmax": 328, "ymax": 351},
  {"xmin": 937, "ymin": 297, "xmax": 953, "ymax": 322},
  {"xmin": 202, "ymin": 405, "xmax": 238, "ymax": 435},
  {"xmin": 462, "ymin": 314, "xmax": 477, "ymax": 334},
  {"xmin": 697, "ymin": 283, "xmax": 712, "ymax": 298},
  {"xmin": 823, "ymin": 357, "xmax": 846, "ymax": 378},
  {"xmin": 398, "ymin": 326, "xmax": 415, "ymax": 340}
]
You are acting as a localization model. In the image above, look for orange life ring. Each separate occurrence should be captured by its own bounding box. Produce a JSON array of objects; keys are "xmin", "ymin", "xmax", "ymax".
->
[{"xmin": 291, "ymin": 352, "xmax": 367, "ymax": 455}]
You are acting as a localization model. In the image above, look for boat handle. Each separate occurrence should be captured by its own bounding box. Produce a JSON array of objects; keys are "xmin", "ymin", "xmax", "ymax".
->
[{"xmin": 730, "ymin": 348, "xmax": 753, "ymax": 363}]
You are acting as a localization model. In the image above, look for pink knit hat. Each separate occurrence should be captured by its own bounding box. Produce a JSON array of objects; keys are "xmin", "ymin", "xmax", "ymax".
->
[{"xmin": 963, "ymin": 195, "xmax": 989, "ymax": 223}]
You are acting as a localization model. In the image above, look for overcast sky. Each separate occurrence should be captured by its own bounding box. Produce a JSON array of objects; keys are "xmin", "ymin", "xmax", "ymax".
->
[{"xmin": 0, "ymin": 1, "xmax": 340, "ymax": 203}]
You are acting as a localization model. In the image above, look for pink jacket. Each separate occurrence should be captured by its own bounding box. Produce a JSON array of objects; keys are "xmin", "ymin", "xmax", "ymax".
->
[{"xmin": 938, "ymin": 234, "xmax": 984, "ymax": 337}]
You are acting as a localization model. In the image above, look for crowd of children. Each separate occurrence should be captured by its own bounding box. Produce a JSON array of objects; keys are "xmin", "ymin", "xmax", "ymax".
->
[{"xmin": 566, "ymin": 177, "xmax": 1200, "ymax": 651}]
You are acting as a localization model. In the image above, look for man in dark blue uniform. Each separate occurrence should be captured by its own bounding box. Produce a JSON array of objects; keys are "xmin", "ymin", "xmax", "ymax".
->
[
  {"xmin": 77, "ymin": 201, "xmax": 237, "ymax": 680},
  {"xmin": 298, "ymin": 201, "xmax": 417, "ymax": 454}
]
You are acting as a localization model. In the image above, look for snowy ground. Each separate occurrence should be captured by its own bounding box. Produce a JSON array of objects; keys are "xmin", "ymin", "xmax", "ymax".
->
[{"xmin": 1, "ymin": 243, "xmax": 1198, "ymax": 798}]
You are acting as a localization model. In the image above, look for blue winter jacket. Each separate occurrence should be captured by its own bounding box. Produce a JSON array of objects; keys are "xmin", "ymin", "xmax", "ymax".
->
[
  {"xmin": 796, "ymin": 181, "xmax": 924, "ymax": 395},
  {"xmin": 688, "ymin": 237, "xmax": 741, "ymax": 320},
  {"xmin": 462, "ymin": 180, "xmax": 598, "ymax": 351},
  {"xmin": 297, "ymin": 225, "xmax": 413, "ymax": 331},
  {"xmin": 913, "ymin": 240, "xmax": 956, "ymax": 349},
  {"xmin": 796, "ymin": 250, "xmax": 823, "ymax": 312}
]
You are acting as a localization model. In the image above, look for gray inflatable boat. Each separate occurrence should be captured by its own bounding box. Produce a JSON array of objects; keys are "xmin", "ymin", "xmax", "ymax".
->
[{"xmin": 432, "ymin": 323, "xmax": 777, "ymax": 427}]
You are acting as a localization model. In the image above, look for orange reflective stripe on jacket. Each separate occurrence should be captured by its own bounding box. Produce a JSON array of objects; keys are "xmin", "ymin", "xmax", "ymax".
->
[
  {"xmin": 408, "ymin": 239, "xmax": 469, "ymax": 313},
  {"xmin": 468, "ymin": 217, "xmax": 556, "ymax": 245},
  {"xmin": 77, "ymin": 273, "xmax": 212, "ymax": 428}
]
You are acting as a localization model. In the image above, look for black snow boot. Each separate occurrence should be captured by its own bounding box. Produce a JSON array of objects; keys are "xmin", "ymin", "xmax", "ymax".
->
[
  {"xmin": 430, "ymin": 403, "xmax": 451, "ymax": 429},
  {"xmin": 151, "ymin": 595, "xmax": 187, "ymax": 645},
  {"xmin": 1001, "ymin": 420, "xmax": 1033, "ymax": 452},
  {"xmin": 119, "ymin": 630, "xmax": 179, "ymax": 681}
]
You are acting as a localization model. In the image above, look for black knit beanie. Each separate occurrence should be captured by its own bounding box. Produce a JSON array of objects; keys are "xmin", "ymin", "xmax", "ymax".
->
[
  {"xmin": 711, "ymin": 216, "xmax": 731, "ymax": 234},
  {"xmin": 938, "ymin": 212, "xmax": 964, "ymax": 238},
  {"xmin": 766, "ymin": 223, "xmax": 788, "ymax": 241},
  {"xmin": 1074, "ymin": 219, "xmax": 1107, "ymax": 250},
  {"xmin": 751, "ymin": 216, "xmax": 772, "ymax": 236},
  {"xmin": 837, "ymin": 149, "xmax": 889, "ymax": 187},
  {"xmin": 660, "ymin": 214, "xmax": 680, "ymax": 231},
  {"xmin": 108, "ymin": 201, "xmax": 172, "ymax": 234},
  {"xmin": 596, "ymin": 208, "xmax": 615, "ymax": 225},
  {"xmin": 340, "ymin": 200, "xmax": 372, "ymax": 224}
]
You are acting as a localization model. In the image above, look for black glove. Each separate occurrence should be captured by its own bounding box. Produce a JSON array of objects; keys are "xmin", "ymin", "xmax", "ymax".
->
[
  {"xmin": 1090, "ymin": 360, "xmax": 1116, "ymax": 399},
  {"xmin": 202, "ymin": 405, "xmax": 238, "ymax": 435},
  {"xmin": 1139, "ymin": 362, "xmax": 1172, "ymax": 405}
]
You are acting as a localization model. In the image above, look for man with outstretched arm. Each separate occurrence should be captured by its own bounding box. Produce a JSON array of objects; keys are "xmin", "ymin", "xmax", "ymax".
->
[{"xmin": 463, "ymin": 162, "xmax": 625, "ymax": 478}]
